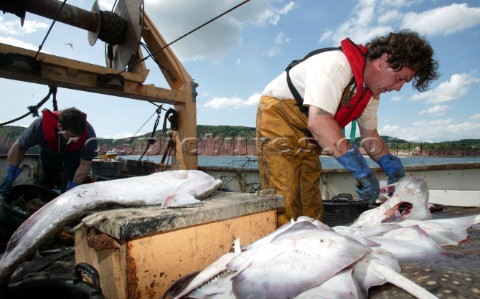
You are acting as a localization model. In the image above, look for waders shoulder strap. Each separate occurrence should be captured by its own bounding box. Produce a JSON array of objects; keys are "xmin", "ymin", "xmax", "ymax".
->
[{"xmin": 285, "ymin": 47, "xmax": 340, "ymax": 115}]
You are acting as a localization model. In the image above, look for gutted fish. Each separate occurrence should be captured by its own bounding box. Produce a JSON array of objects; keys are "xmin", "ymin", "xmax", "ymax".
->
[
  {"xmin": 228, "ymin": 227, "xmax": 369, "ymax": 299},
  {"xmin": 368, "ymin": 225, "xmax": 452, "ymax": 262},
  {"xmin": 396, "ymin": 215, "xmax": 477, "ymax": 246},
  {"xmin": 177, "ymin": 218, "xmax": 369, "ymax": 299},
  {"xmin": 351, "ymin": 176, "xmax": 431, "ymax": 228}
]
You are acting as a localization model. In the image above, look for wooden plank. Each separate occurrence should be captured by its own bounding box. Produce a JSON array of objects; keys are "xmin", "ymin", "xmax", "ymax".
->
[
  {"xmin": 0, "ymin": 43, "xmax": 149, "ymax": 82},
  {"xmin": 429, "ymin": 190, "xmax": 480, "ymax": 207},
  {"xmin": 140, "ymin": 12, "xmax": 198, "ymax": 171},
  {"xmin": 0, "ymin": 44, "xmax": 186, "ymax": 104},
  {"xmin": 128, "ymin": 210, "xmax": 277, "ymax": 298},
  {"xmin": 141, "ymin": 13, "xmax": 189, "ymax": 91},
  {"xmin": 75, "ymin": 228, "xmax": 129, "ymax": 299}
]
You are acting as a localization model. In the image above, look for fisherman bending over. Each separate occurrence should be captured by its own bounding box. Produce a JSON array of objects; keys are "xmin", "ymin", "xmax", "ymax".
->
[
  {"xmin": 256, "ymin": 30, "xmax": 439, "ymax": 226},
  {"xmin": 0, "ymin": 107, "xmax": 97, "ymax": 194}
]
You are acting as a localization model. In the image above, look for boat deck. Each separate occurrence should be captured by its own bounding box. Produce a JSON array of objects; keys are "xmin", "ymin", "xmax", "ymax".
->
[
  {"xmin": 371, "ymin": 206, "xmax": 480, "ymax": 298},
  {"xmin": 5, "ymin": 206, "xmax": 480, "ymax": 298}
]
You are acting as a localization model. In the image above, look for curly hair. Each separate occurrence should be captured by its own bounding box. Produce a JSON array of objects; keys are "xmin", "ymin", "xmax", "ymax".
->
[
  {"xmin": 366, "ymin": 30, "xmax": 439, "ymax": 92},
  {"xmin": 58, "ymin": 107, "xmax": 87, "ymax": 136}
]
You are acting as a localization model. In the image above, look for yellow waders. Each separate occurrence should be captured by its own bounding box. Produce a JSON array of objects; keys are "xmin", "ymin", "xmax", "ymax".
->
[{"xmin": 256, "ymin": 96, "xmax": 323, "ymax": 226}]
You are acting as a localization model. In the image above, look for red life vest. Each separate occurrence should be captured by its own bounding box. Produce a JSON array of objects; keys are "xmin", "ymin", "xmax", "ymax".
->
[
  {"xmin": 334, "ymin": 38, "xmax": 373, "ymax": 128},
  {"xmin": 286, "ymin": 38, "xmax": 373, "ymax": 129},
  {"xmin": 41, "ymin": 109, "xmax": 88, "ymax": 153}
]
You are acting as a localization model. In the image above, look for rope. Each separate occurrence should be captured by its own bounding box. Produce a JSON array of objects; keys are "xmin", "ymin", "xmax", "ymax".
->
[
  {"xmin": 131, "ymin": 111, "xmax": 156, "ymax": 138},
  {"xmin": 0, "ymin": 86, "xmax": 58, "ymax": 126},
  {"xmin": 1, "ymin": 1, "xmax": 63, "ymax": 126},
  {"xmin": 34, "ymin": 0, "xmax": 68, "ymax": 60},
  {"xmin": 160, "ymin": 108, "xmax": 179, "ymax": 165},
  {"xmin": 138, "ymin": 105, "xmax": 165, "ymax": 160},
  {"xmin": 1, "ymin": 0, "xmax": 64, "ymax": 126}
]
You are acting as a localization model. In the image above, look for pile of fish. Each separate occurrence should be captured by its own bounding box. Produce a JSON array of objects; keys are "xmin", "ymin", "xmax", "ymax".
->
[
  {"xmin": 0, "ymin": 170, "xmax": 223, "ymax": 286},
  {"xmin": 174, "ymin": 176, "xmax": 480, "ymax": 299}
]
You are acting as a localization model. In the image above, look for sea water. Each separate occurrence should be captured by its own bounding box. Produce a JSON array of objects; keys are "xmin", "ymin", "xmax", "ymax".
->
[{"xmin": 119, "ymin": 155, "xmax": 480, "ymax": 170}]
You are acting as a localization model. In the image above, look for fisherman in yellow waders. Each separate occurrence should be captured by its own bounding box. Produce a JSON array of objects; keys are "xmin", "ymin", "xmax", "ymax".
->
[{"xmin": 256, "ymin": 30, "xmax": 439, "ymax": 226}]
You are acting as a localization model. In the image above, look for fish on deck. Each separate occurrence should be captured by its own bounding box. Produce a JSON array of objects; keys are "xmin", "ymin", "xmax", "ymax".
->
[
  {"xmin": 351, "ymin": 176, "xmax": 432, "ymax": 228},
  {"xmin": 172, "ymin": 177, "xmax": 480, "ymax": 299},
  {"xmin": 0, "ymin": 170, "xmax": 223, "ymax": 287},
  {"xmin": 370, "ymin": 206, "xmax": 480, "ymax": 298}
]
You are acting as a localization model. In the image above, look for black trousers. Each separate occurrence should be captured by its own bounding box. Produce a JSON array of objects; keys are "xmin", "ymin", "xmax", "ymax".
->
[{"xmin": 39, "ymin": 149, "xmax": 80, "ymax": 193}]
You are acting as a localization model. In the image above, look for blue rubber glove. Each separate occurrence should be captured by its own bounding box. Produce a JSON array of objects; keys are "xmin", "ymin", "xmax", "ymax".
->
[
  {"xmin": 378, "ymin": 153, "xmax": 405, "ymax": 185},
  {"xmin": 336, "ymin": 144, "xmax": 380, "ymax": 203},
  {"xmin": 66, "ymin": 181, "xmax": 79, "ymax": 191},
  {"xmin": 0, "ymin": 165, "xmax": 23, "ymax": 194}
]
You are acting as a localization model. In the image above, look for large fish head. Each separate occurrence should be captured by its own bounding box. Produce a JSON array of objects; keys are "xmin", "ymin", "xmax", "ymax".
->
[
  {"xmin": 387, "ymin": 176, "xmax": 432, "ymax": 221},
  {"xmin": 350, "ymin": 201, "xmax": 413, "ymax": 228}
]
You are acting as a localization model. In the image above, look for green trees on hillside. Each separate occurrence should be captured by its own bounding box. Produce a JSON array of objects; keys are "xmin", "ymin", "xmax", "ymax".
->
[{"xmin": 0, "ymin": 125, "xmax": 479, "ymax": 152}]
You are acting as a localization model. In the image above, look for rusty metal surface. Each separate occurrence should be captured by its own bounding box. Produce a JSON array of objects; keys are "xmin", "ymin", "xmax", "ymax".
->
[
  {"xmin": 126, "ymin": 242, "xmax": 140, "ymax": 299},
  {"xmin": 86, "ymin": 228, "xmax": 120, "ymax": 251}
]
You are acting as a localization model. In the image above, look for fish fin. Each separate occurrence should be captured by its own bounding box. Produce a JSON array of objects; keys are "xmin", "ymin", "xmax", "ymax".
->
[
  {"xmin": 370, "ymin": 260, "xmax": 439, "ymax": 299},
  {"xmin": 370, "ymin": 225, "xmax": 453, "ymax": 262},
  {"xmin": 474, "ymin": 214, "xmax": 480, "ymax": 225},
  {"xmin": 174, "ymin": 252, "xmax": 235, "ymax": 299},
  {"xmin": 162, "ymin": 193, "xmax": 203, "ymax": 208}
]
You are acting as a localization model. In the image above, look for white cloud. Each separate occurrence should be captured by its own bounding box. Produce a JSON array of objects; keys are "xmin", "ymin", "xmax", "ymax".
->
[
  {"xmin": 319, "ymin": 0, "xmax": 395, "ymax": 44},
  {"xmin": 0, "ymin": 37, "xmax": 38, "ymax": 51},
  {"xmin": 380, "ymin": 124, "xmax": 401, "ymax": 133},
  {"xmin": 320, "ymin": 2, "xmax": 480, "ymax": 45},
  {"xmin": 98, "ymin": 0, "xmax": 115, "ymax": 10},
  {"xmin": 390, "ymin": 96, "xmax": 402, "ymax": 102},
  {"xmin": 0, "ymin": 17, "xmax": 49, "ymax": 36},
  {"xmin": 204, "ymin": 92, "xmax": 260, "ymax": 110},
  {"xmin": 143, "ymin": 0, "xmax": 294, "ymax": 62},
  {"xmin": 103, "ymin": 132, "xmax": 138, "ymax": 140},
  {"xmin": 401, "ymin": 3, "xmax": 480, "ymax": 36},
  {"xmin": 412, "ymin": 73, "xmax": 480, "ymax": 103},
  {"xmin": 380, "ymin": 118, "xmax": 480, "ymax": 142},
  {"xmin": 411, "ymin": 120, "xmax": 428, "ymax": 127},
  {"xmin": 255, "ymin": 1, "xmax": 297, "ymax": 26},
  {"xmin": 378, "ymin": 10, "xmax": 403, "ymax": 24},
  {"xmin": 266, "ymin": 31, "xmax": 289, "ymax": 57},
  {"xmin": 470, "ymin": 113, "xmax": 480, "ymax": 120},
  {"xmin": 446, "ymin": 121, "xmax": 480, "ymax": 135},
  {"xmin": 419, "ymin": 105, "xmax": 448, "ymax": 116},
  {"xmin": 380, "ymin": 0, "xmax": 415, "ymax": 9}
]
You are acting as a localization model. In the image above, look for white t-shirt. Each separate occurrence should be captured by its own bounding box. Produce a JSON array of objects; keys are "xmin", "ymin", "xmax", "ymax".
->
[{"xmin": 262, "ymin": 50, "xmax": 378, "ymax": 129}]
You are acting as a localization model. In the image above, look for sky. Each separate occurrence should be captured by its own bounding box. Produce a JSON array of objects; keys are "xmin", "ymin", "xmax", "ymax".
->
[{"xmin": 0, "ymin": 0, "xmax": 479, "ymax": 143}]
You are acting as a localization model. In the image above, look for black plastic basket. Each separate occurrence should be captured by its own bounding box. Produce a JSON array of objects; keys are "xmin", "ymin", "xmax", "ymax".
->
[{"xmin": 323, "ymin": 194, "xmax": 370, "ymax": 227}]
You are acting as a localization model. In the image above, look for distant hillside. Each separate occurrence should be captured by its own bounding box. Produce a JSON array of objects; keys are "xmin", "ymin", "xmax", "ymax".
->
[
  {"xmin": 197, "ymin": 125, "xmax": 256, "ymax": 140},
  {"xmin": 0, "ymin": 126, "xmax": 27, "ymax": 140},
  {"xmin": 1, "ymin": 124, "xmax": 479, "ymax": 157},
  {"xmin": 0, "ymin": 126, "xmax": 32, "ymax": 155}
]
